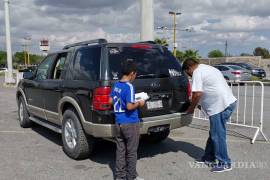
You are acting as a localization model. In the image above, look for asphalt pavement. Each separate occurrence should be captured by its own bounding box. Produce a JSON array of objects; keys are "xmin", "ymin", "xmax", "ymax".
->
[{"xmin": 0, "ymin": 77, "xmax": 270, "ymax": 180}]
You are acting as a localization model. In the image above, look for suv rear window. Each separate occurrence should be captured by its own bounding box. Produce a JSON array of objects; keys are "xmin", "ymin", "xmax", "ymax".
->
[{"xmin": 108, "ymin": 46, "xmax": 182, "ymax": 80}]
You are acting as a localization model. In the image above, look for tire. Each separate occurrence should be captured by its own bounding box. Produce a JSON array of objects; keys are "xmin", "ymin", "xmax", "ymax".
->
[
  {"xmin": 62, "ymin": 109, "xmax": 95, "ymax": 160},
  {"xmin": 144, "ymin": 129, "xmax": 170, "ymax": 143},
  {"xmin": 18, "ymin": 96, "xmax": 32, "ymax": 128}
]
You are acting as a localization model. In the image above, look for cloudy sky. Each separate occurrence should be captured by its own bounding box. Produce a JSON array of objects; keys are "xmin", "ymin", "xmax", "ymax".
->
[{"xmin": 1, "ymin": 0, "xmax": 270, "ymax": 57}]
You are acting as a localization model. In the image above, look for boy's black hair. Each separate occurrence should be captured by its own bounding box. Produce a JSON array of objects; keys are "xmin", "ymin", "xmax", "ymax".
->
[
  {"xmin": 182, "ymin": 58, "xmax": 199, "ymax": 71},
  {"xmin": 121, "ymin": 59, "xmax": 137, "ymax": 76}
]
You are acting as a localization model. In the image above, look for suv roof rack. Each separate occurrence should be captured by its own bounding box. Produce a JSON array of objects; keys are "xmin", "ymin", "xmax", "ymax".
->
[
  {"xmin": 137, "ymin": 41, "xmax": 157, "ymax": 44},
  {"xmin": 63, "ymin": 39, "xmax": 108, "ymax": 49}
]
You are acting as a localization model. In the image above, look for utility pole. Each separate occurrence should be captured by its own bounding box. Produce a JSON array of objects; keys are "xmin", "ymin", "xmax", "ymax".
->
[
  {"xmin": 169, "ymin": 11, "xmax": 181, "ymax": 57},
  {"xmin": 4, "ymin": 0, "xmax": 15, "ymax": 84},
  {"xmin": 21, "ymin": 43, "xmax": 27, "ymax": 65},
  {"xmin": 22, "ymin": 36, "xmax": 31, "ymax": 66},
  {"xmin": 225, "ymin": 40, "xmax": 228, "ymax": 57},
  {"xmin": 140, "ymin": 0, "xmax": 154, "ymax": 41}
]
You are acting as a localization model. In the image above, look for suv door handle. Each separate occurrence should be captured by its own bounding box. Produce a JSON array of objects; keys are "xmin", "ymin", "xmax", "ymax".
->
[{"xmin": 55, "ymin": 89, "xmax": 62, "ymax": 92}]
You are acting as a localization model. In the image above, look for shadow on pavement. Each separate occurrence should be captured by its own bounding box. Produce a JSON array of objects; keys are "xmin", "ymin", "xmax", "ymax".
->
[
  {"xmin": 30, "ymin": 124, "xmax": 204, "ymax": 179},
  {"xmin": 189, "ymin": 123, "xmax": 252, "ymax": 141},
  {"xmin": 90, "ymin": 138, "xmax": 204, "ymax": 179},
  {"xmin": 31, "ymin": 124, "xmax": 62, "ymax": 146}
]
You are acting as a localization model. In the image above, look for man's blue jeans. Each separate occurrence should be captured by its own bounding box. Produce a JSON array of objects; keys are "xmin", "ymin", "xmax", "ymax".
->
[{"xmin": 202, "ymin": 102, "xmax": 236, "ymax": 166}]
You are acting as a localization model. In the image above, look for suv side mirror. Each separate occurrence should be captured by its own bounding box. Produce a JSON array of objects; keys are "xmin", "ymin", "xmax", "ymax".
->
[{"xmin": 23, "ymin": 71, "xmax": 34, "ymax": 79}]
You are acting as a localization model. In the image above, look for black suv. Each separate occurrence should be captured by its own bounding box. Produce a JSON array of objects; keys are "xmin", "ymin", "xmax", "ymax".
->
[{"xmin": 16, "ymin": 39, "xmax": 192, "ymax": 159}]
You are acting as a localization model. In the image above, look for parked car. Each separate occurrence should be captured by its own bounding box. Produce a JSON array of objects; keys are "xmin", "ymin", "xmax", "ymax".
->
[
  {"xmin": 0, "ymin": 67, "xmax": 7, "ymax": 72},
  {"xmin": 221, "ymin": 62, "xmax": 266, "ymax": 78},
  {"xmin": 213, "ymin": 64, "xmax": 252, "ymax": 81},
  {"xmin": 16, "ymin": 39, "xmax": 192, "ymax": 160}
]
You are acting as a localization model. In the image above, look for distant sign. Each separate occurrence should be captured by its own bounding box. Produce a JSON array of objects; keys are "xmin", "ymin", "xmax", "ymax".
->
[{"xmin": 40, "ymin": 39, "xmax": 50, "ymax": 52}]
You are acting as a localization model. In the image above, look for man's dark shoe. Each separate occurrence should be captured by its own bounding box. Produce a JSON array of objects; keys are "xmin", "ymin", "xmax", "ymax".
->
[{"xmin": 211, "ymin": 164, "xmax": 232, "ymax": 172}]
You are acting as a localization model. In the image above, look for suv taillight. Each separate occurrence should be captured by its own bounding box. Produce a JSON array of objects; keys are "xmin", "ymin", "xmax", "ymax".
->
[
  {"xmin": 131, "ymin": 44, "xmax": 152, "ymax": 49},
  {"xmin": 93, "ymin": 87, "xmax": 111, "ymax": 111}
]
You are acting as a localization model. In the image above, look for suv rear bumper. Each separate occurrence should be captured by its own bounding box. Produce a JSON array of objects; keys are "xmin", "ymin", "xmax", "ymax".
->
[{"xmin": 82, "ymin": 113, "xmax": 193, "ymax": 138}]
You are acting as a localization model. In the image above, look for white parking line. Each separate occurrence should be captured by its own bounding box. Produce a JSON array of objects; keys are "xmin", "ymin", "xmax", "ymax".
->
[
  {"xmin": 170, "ymin": 136, "xmax": 270, "ymax": 144},
  {"xmin": 0, "ymin": 130, "xmax": 34, "ymax": 134},
  {"xmin": 0, "ymin": 130, "xmax": 269, "ymax": 145}
]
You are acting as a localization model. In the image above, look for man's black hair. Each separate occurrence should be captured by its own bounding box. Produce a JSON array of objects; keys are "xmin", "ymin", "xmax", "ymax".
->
[
  {"xmin": 182, "ymin": 58, "xmax": 199, "ymax": 71},
  {"xmin": 121, "ymin": 59, "xmax": 137, "ymax": 76}
]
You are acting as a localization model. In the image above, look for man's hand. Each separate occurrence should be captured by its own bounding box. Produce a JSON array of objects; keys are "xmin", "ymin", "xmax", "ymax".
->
[
  {"xmin": 185, "ymin": 91, "xmax": 203, "ymax": 114},
  {"xmin": 137, "ymin": 100, "xmax": 145, "ymax": 107}
]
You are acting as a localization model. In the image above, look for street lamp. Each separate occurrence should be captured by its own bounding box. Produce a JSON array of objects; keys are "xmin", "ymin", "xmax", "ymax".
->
[{"xmin": 169, "ymin": 11, "xmax": 181, "ymax": 57}]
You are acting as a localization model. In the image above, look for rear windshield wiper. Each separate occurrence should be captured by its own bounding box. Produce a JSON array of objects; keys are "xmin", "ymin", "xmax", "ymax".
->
[
  {"xmin": 137, "ymin": 74, "xmax": 156, "ymax": 79},
  {"xmin": 157, "ymin": 73, "xmax": 170, "ymax": 78},
  {"xmin": 136, "ymin": 73, "xmax": 170, "ymax": 79}
]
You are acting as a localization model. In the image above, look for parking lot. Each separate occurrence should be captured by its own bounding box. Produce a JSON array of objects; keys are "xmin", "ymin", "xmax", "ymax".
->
[{"xmin": 0, "ymin": 76, "xmax": 270, "ymax": 180}]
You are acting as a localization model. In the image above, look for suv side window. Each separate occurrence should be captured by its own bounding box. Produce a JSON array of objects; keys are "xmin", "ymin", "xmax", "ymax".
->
[
  {"xmin": 52, "ymin": 53, "xmax": 68, "ymax": 79},
  {"xmin": 35, "ymin": 55, "xmax": 54, "ymax": 80},
  {"xmin": 73, "ymin": 46, "xmax": 101, "ymax": 81}
]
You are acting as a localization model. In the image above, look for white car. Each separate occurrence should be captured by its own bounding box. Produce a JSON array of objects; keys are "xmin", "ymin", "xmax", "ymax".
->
[{"xmin": 0, "ymin": 68, "xmax": 7, "ymax": 72}]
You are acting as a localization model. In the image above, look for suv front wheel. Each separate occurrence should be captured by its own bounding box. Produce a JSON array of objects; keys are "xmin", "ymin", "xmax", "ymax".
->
[
  {"xmin": 62, "ymin": 109, "xmax": 95, "ymax": 160},
  {"xmin": 18, "ymin": 96, "xmax": 32, "ymax": 128}
]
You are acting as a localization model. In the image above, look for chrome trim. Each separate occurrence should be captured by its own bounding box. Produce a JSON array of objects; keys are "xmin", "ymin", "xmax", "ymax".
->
[
  {"xmin": 28, "ymin": 104, "xmax": 46, "ymax": 119},
  {"xmin": 58, "ymin": 96, "xmax": 193, "ymax": 138},
  {"xmin": 27, "ymin": 104, "xmax": 60, "ymax": 125},
  {"xmin": 45, "ymin": 110, "xmax": 61, "ymax": 125},
  {"xmin": 29, "ymin": 116, "xmax": 62, "ymax": 133}
]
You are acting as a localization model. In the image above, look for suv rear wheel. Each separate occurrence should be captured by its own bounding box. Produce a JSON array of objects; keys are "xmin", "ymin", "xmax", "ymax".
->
[
  {"xmin": 18, "ymin": 96, "xmax": 32, "ymax": 128},
  {"xmin": 144, "ymin": 129, "xmax": 170, "ymax": 143},
  {"xmin": 62, "ymin": 109, "xmax": 95, "ymax": 160}
]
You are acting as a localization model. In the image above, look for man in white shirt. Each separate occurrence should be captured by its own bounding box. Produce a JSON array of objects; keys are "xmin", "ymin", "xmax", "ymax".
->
[{"xmin": 182, "ymin": 58, "xmax": 237, "ymax": 173}]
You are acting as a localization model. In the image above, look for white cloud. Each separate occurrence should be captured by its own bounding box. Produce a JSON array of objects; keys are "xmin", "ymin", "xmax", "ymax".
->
[{"xmin": 1, "ymin": 0, "xmax": 270, "ymax": 57}]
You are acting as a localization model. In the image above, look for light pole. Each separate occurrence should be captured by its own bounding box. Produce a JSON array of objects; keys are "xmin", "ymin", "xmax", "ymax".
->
[
  {"xmin": 169, "ymin": 11, "xmax": 181, "ymax": 57},
  {"xmin": 157, "ymin": 26, "xmax": 193, "ymax": 53},
  {"xmin": 140, "ymin": 0, "xmax": 154, "ymax": 41},
  {"xmin": 4, "ymin": 0, "xmax": 15, "ymax": 84},
  {"xmin": 22, "ymin": 35, "xmax": 31, "ymax": 66}
]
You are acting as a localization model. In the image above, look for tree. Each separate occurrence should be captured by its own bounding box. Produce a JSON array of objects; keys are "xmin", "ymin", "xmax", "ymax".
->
[
  {"xmin": 253, "ymin": 47, "xmax": 270, "ymax": 59},
  {"xmin": 208, "ymin": 49, "xmax": 224, "ymax": 58},
  {"xmin": 154, "ymin": 38, "xmax": 169, "ymax": 47},
  {"xmin": 176, "ymin": 49, "xmax": 200, "ymax": 63},
  {"xmin": 14, "ymin": 51, "xmax": 44, "ymax": 64},
  {"xmin": 240, "ymin": 53, "xmax": 253, "ymax": 56},
  {"xmin": 0, "ymin": 51, "xmax": 7, "ymax": 65},
  {"xmin": 176, "ymin": 50, "xmax": 184, "ymax": 62},
  {"xmin": 183, "ymin": 49, "xmax": 200, "ymax": 60}
]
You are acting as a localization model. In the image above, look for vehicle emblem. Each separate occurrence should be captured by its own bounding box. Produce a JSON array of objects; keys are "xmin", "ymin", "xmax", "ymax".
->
[{"xmin": 151, "ymin": 82, "xmax": 161, "ymax": 88}]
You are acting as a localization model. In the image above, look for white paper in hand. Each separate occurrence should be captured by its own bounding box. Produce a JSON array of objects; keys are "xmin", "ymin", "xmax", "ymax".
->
[{"xmin": 135, "ymin": 92, "xmax": 150, "ymax": 102}]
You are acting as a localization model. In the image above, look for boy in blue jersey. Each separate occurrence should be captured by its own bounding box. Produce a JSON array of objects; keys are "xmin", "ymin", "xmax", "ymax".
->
[{"xmin": 109, "ymin": 60, "xmax": 145, "ymax": 180}]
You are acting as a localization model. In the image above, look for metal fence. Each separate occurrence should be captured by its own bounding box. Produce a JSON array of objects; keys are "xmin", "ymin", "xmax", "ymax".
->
[{"xmin": 193, "ymin": 81, "xmax": 268, "ymax": 144}]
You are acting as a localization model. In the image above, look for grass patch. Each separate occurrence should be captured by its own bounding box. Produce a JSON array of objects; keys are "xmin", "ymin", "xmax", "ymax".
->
[{"xmin": 251, "ymin": 76, "xmax": 261, "ymax": 81}]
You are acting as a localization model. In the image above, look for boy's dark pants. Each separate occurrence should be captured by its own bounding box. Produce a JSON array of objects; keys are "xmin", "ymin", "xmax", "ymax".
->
[{"xmin": 115, "ymin": 123, "xmax": 140, "ymax": 180}]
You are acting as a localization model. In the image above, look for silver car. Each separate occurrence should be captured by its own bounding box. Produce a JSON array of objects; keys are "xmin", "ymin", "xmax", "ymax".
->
[{"xmin": 213, "ymin": 64, "xmax": 252, "ymax": 81}]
